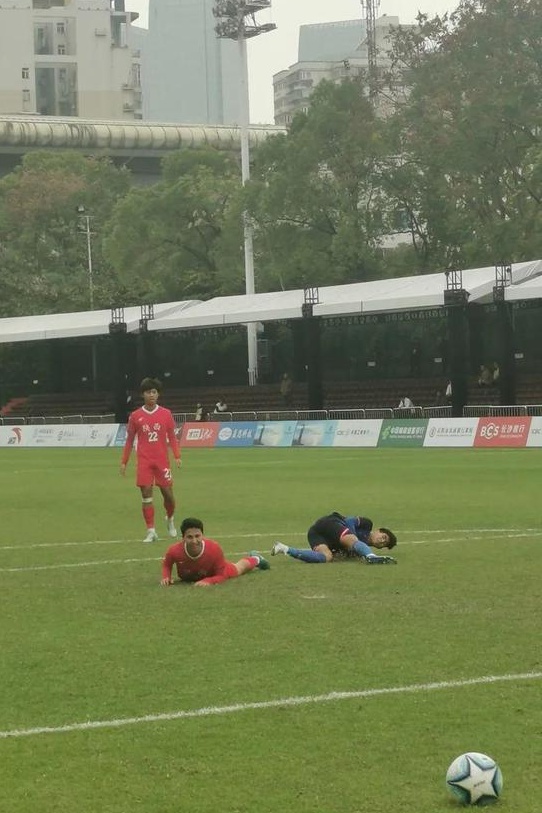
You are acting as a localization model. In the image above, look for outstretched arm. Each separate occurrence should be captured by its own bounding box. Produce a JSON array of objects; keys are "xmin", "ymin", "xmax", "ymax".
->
[
  {"xmin": 160, "ymin": 551, "xmax": 175, "ymax": 586},
  {"xmin": 340, "ymin": 531, "xmax": 396, "ymax": 564}
]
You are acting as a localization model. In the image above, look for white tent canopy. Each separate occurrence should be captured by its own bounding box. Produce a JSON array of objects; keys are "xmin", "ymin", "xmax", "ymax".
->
[
  {"xmin": 0, "ymin": 260, "xmax": 541, "ymax": 344},
  {"xmin": 0, "ymin": 301, "xmax": 197, "ymax": 345},
  {"xmin": 505, "ymin": 271, "xmax": 542, "ymax": 301}
]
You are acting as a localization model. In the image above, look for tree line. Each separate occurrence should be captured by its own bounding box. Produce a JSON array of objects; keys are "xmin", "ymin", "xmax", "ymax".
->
[{"xmin": 1, "ymin": 0, "xmax": 541, "ymax": 319}]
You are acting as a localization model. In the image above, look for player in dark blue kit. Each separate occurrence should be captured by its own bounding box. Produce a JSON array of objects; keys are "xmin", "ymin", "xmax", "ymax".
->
[{"xmin": 272, "ymin": 512, "xmax": 397, "ymax": 564}]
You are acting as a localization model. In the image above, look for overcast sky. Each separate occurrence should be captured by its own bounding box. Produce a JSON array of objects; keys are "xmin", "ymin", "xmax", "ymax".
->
[{"xmin": 131, "ymin": 0, "xmax": 459, "ymax": 123}]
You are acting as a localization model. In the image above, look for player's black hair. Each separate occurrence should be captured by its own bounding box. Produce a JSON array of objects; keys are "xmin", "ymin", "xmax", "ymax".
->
[
  {"xmin": 140, "ymin": 377, "xmax": 162, "ymax": 393},
  {"xmin": 379, "ymin": 528, "xmax": 397, "ymax": 549},
  {"xmin": 180, "ymin": 517, "xmax": 204, "ymax": 535}
]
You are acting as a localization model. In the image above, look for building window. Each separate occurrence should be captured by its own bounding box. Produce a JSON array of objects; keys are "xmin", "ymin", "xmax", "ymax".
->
[
  {"xmin": 131, "ymin": 62, "xmax": 141, "ymax": 88},
  {"xmin": 58, "ymin": 44, "xmax": 66, "ymax": 55},
  {"xmin": 22, "ymin": 67, "xmax": 30, "ymax": 79},
  {"xmin": 56, "ymin": 22, "xmax": 65, "ymax": 35},
  {"xmin": 22, "ymin": 89, "xmax": 31, "ymax": 101}
]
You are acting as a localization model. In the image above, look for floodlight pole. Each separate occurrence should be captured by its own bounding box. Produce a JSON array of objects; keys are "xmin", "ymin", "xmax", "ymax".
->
[
  {"xmin": 77, "ymin": 205, "xmax": 97, "ymax": 389},
  {"xmin": 214, "ymin": 1, "xmax": 276, "ymax": 386},
  {"xmin": 78, "ymin": 210, "xmax": 95, "ymax": 310},
  {"xmin": 238, "ymin": 33, "xmax": 258, "ymax": 385}
]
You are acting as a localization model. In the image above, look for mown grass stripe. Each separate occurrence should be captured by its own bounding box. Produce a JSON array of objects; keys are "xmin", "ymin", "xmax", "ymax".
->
[{"xmin": 1, "ymin": 671, "xmax": 540, "ymax": 740}]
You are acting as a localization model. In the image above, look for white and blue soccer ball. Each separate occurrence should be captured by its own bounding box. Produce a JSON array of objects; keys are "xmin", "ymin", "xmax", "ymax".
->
[{"xmin": 446, "ymin": 752, "xmax": 503, "ymax": 806}]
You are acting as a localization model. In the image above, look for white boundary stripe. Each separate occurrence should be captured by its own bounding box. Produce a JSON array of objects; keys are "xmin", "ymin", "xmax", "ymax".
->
[
  {"xmin": 1, "ymin": 528, "xmax": 540, "ymax": 552},
  {"xmin": 1, "ymin": 532, "xmax": 540, "ymax": 573},
  {"xmin": 0, "ymin": 558, "xmax": 159, "ymax": 573},
  {"xmin": 1, "ymin": 671, "xmax": 540, "ymax": 741}
]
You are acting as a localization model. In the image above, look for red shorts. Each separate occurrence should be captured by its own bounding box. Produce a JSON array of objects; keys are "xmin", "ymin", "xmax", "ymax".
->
[
  {"xmin": 136, "ymin": 461, "xmax": 173, "ymax": 489},
  {"xmin": 220, "ymin": 562, "xmax": 239, "ymax": 580},
  {"xmin": 196, "ymin": 561, "xmax": 239, "ymax": 585}
]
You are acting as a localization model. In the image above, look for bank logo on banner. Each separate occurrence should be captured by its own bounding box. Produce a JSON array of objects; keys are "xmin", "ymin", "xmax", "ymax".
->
[
  {"xmin": 424, "ymin": 418, "xmax": 478, "ymax": 447},
  {"xmin": 332, "ymin": 420, "xmax": 382, "ymax": 447},
  {"xmin": 31, "ymin": 426, "xmax": 63, "ymax": 446},
  {"xmin": 114, "ymin": 424, "xmax": 128, "ymax": 447},
  {"xmin": 8, "ymin": 427, "xmax": 23, "ymax": 445},
  {"xmin": 0, "ymin": 426, "xmax": 24, "ymax": 446},
  {"xmin": 86, "ymin": 425, "xmax": 118, "ymax": 447},
  {"xmin": 379, "ymin": 419, "xmax": 427, "ymax": 447},
  {"xmin": 253, "ymin": 421, "xmax": 297, "ymax": 447},
  {"xmin": 475, "ymin": 416, "xmax": 531, "ymax": 447},
  {"xmin": 527, "ymin": 416, "xmax": 542, "ymax": 447},
  {"xmin": 292, "ymin": 421, "xmax": 337, "ymax": 447},
  {"xmin": 180, "ymin": 422, "xmax": 220, "ymax": 447},
  {"xmin": 216, "ymin": 422, "xmax": 257, "ymax": 447}
]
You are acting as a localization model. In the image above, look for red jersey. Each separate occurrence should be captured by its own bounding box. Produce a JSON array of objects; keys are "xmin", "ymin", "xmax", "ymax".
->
[
  {"xmin": 162, "ymin": 538, "xmax": 236, "ymax": 585},
  {"xmin": 121, "ymin": 404, "xmax": 180, "ymax": 466}
]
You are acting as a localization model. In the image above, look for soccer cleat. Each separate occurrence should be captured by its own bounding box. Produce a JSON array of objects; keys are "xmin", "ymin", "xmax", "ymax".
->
[
  {"xmin": 272, "ymin": 541, "xmax": 289, "ymax": 556},
  {"xmin": 166, "ymin": 517, "xmax": 177, "ymax": 538},
  {"xmin": 249, "ymin": 550, "xmax": 270, "ymax": 570},
  {"xmin": 365, "ymin": 554, "xmax": 397, "ymax": 565},
  {"xmin": 143, "ymin": 529, "xmax": 159, "ymax": 543}
]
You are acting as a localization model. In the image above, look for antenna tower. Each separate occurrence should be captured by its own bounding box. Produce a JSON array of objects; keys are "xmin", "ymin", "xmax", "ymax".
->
[{"xmin": 361, "ymin": 0, "xmax": 380, "ymax": 95}]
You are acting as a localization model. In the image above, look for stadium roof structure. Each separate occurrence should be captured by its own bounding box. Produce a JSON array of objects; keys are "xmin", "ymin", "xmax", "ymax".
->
[
  {"xmin": 0, "ymin": 301, "xmax": 197, "ymax": 345},
  {"xmin": 504, "ymin": 271, "xmax": 542, "ymax": 302},
  {"xmin": 146, "ymin": 259, "xmax": 542, "ymax": 331},
  {"xmin": 0, "ymin": 114, "xmax": 285, "ymax": 155},
  {"xmin": 0, "ymin": 260, "xmax": 541, "ymax": 345}
]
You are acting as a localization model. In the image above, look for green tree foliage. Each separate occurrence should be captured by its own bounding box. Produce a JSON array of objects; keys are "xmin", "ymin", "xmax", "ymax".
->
[
  {"xmin": 249, "ymin": 78, "xmax": 399, "ymax": 291},
  {"xmin": 3, "ymin": 1, "xmax": 542, "ymax": 321},
  {"xmin": 0, "ymin": 152, "xmax": 130, "ymax": 315},
  {"xmin": 385, "ymin": 0, "xmax": 542, "ymax": 268},
  {"xmin": 102, "ymin": 149, "xmax": 244, "ymax": 303}
]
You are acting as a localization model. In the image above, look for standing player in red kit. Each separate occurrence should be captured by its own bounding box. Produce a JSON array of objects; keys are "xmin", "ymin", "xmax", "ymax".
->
[
  {"xmin": 120, "ymin": 377, "xmax": 181, "ymax": 543},
  {"xmin": 161, "ymin": 517, "xmax": 270, "ymax": 587}
]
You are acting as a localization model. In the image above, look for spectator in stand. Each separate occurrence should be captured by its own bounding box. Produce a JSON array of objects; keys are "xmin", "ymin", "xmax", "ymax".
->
[
  {"xmin": 398, "ymin": 395, "xmax": 414, "ymax": 409},
  {"xmin": 194, "ymin": 403, "xmax": 204, "ymax": 422},
  {"xmin": 213, "ymin": 398, "xmax": 228, "ymax": 414},
  {"xmin": 492, "ymin": 362, "xmax": 500, "ymax": 385},
  {"xmin": 445, "ymin": 380, "xmax": 452, "ymax": 402},
  {"xmin": 279, "ymin": 372, "xmax": 293, "ymax": 407},
  {"xmin": 478, "ymin": 364, "xmax": 492, "ymax": 387}
]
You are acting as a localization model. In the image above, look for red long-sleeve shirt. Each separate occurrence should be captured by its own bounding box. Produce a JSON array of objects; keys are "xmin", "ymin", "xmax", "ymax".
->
[
  {"xmin": 121, "ymin": 405, "xmax": 180, "ymax": 466},
  {"xmin": 162, "ymin": 538, "xmax": 236, "ymax": 585}
]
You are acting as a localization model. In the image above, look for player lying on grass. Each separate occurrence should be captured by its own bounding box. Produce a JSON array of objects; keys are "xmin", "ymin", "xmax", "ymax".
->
[
  {"xmin": 272, "ymin": 512, "xmax": 397, "ymax": 564},
  {"xmin": 161, "ymin": 517, "xmax": 271, "ymax": 587},
  {"xmin": 120, "ymin": 377, "xmax": 181, "ymax": 544}
]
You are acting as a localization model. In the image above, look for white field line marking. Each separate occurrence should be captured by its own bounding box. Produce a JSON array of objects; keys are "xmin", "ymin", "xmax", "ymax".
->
[
  {"xmin": 0, "ymin": 671, "xmax": 540, "ymax": 741},
  {"xmin": 1, "ymin": 532, "xmax": 541, "ymax": 574},
  {"xmin": 0, "ymin": 558, "xmax": 160, "ymax": 573},
  {"xmin": 1, "ymin": 528, "xmax": 540, "ymax": 552}
]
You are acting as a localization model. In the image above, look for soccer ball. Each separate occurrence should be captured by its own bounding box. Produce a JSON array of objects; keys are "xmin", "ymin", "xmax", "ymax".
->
[{"xmin": 446, "ymin": 752, "xmax": 503, "ymax": 806}]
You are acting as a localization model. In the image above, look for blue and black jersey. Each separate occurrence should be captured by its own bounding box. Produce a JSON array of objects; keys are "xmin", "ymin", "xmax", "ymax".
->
[{"xmin": 307, "ymin": 512, "xmax": 373, "ymax": 553}]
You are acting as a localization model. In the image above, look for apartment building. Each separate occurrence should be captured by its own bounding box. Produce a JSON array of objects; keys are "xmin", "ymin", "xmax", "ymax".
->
[
  {"xmin": 0, "ymin": 0, "xmax": 141, "ymax": 120},
  {"xmin": 273, "ymin": 16, "xmax": 405, "ymax": 126},
  {"xmin": 143, "ymin": 0, "xmax": 242, "ymax": 125}
]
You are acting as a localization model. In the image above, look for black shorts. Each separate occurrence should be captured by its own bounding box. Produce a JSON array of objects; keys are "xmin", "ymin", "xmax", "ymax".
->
[{"xmin": 307, "ymin": 516, "xmax": 346, "ymax": 552}]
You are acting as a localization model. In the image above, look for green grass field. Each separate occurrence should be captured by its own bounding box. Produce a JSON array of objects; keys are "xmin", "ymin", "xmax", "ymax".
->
[{"xmin": 0, "ymin": 447, "xmax": 540, "ymax": 813}]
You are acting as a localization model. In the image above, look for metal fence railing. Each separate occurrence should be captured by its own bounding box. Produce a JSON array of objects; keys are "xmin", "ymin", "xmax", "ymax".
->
[
  {"xmin": 0, "ymin": 413, "xmax": 115, "ymax": 426},
  {"xmin": 2, "ymin": 406, "xmax": 542, "ymax": 426},
  {"xmin": 420, "ymin": 406, "xmax": 453, "ymax": 418},
  {"xmin": 462, "ymin": 405, "xmax": 529, "ymax": 418}
]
